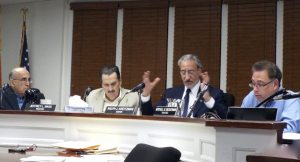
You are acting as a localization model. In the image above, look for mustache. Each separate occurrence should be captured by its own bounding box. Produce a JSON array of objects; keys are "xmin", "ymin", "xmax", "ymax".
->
[
  {"xmin": 107, "ymin": 90, "xmax": 116, "ymax": 93},
  {"xmin": 184, "ymin": 80, "xmax": 193, "ymax": 83}
]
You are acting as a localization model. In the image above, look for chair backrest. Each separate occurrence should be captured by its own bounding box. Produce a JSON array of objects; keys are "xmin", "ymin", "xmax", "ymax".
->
[
  {"xmin": 124, "ymin": 143, "xmax": 181, "ymax": 162},
  {"xmin": 223, "ymin": 93, "xmax": 235, "ymax": 107}
]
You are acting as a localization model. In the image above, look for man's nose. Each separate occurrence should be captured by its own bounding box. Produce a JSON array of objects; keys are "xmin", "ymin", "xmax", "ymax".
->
[
  {"xmin": 108, "ymin": 85, "xmax": 113, "ymax": 91},
  {"xmin": 253, "ymin": 85, "xmax": 259, "ymax": 92},
  {"xmin": 184, "ymin": 74, "xmax": 191, "ymax": 80}
]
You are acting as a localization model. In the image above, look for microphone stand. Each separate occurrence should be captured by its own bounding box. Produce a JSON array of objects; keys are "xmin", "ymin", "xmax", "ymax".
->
[
  {"xmin": 134, "ymin": 89, "xmax": 142, "ymax": 115},
  {"xmin": 187, "ymin": 84, "xmax": 209, "ymax": 118},
  {"xmin": 255, "ymin": 88, "xmax": 286, "ymax": 107},
  {"xmin": 175, "ymin": 100, "xmax": 182, "ymax": 117}
]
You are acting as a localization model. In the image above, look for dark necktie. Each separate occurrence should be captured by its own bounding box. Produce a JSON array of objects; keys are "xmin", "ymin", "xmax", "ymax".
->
[{"xmin": 182, "ymin": 89, "xmax": 191, "ymax": 117}]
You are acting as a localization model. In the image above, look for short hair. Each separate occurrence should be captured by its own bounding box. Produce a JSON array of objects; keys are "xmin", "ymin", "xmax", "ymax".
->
[
  {"xmin": 252, "ymin": 60, "xmax": 282, "ymax": 85},
  {"xmin": 177, "ymin": 54, "xmax": 203, "ymax": 69},
  {"xmin": 8, "ymin": 71, "xmax": 14, "ymax": 80},
  {"xmin": 9, "ymin": 67, "xmax": 27, "ymax": 80},
  {"xmin": 100, "ymin": 65, "xmax": 121, "ymax": 80}
]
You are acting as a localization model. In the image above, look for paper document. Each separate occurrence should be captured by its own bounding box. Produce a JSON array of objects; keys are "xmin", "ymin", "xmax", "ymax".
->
[
  {"xmin": 20, "ymin": 156, "xmax": 66, "ymax": 162},
  {"xmin": 283, "ymin": 132, "xmax": 300, "ymax": 140},
  {"xmin": 66, "ymin": 154, "xmax": 124, "ymax": 162},
  {"xmin": 20, "ymin": 155, "xmax": 124, "ymax": 162},
  {"xmin": 52, "ymin": 141, "xmax": 100, "ymax": 150}
]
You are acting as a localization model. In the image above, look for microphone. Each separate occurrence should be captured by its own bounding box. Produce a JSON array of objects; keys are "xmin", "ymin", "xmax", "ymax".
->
[
  {"xmin": 126, "ymin": 83, "xmax": 145, "ymax": 94},
  {"xmin": 197, "ymin": 84, "xmax": 209, "ymax": 101},
  {"xmin": 25, "ymin": 88, "xmax": 45, "ymax": 104},
  {"xmin": 273, "ymin": 92, "xmax": 300, "ymax": 100},
  {"xmin": 0, "ymin": 83, "xmax": 10, "ymax": 108},
  {"xmin": 83, "ymin": 86, "xmax": 92, "ymax": 101},
  {"xmin": 115, "ymin": 83, "xmax": 144, "ymax": 114},
  {"xmin": 187, "ymin": 84, "xmax": 209, "ymax": 117},
  {"xmin": 255, "ymin": 88, "xmax": 287, "ymax": 107}
]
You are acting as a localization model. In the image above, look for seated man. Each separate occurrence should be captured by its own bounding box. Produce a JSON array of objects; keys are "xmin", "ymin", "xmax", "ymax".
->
[
  {"xmin": 241, "ymin": 60, "xmax": 300, "ymax": 132},
  {"xmin": 0, "ymin": 67, "xmax": 43, "ymax": 110},
  {"xmin": 141, "ymin": 54, "xmax": 228, "ymax": 118},
  {"xmin": 86, "ymin": 65, "xmax": 140, "ymax": 113}
]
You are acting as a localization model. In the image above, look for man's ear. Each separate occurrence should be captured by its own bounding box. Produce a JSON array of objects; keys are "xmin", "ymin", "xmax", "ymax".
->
[
  {"xmin": 9, "ymin": 80, "xmax": 14, "ymax": 87},
  {"xmin": 274, "ymin": 79, "xmax": 280, "ymax": 89}
]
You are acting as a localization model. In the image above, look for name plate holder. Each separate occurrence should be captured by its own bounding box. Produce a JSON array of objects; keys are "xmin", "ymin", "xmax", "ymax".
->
[
  {"xmin": 154, "ymin": 106, "xmax": 177, "ymax": 116},
  {"xmin": 27, "ymin": 104, "xmax": 56, "ymax": 111},
  {"xmin": 105, "ymin": 106, "xmax": 135, "ymax": 115}
]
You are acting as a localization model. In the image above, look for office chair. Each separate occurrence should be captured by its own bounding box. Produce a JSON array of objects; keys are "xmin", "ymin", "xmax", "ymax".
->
[{"xmin": 124, "ymin": 143, "xmax": 181, "ymax": 162}]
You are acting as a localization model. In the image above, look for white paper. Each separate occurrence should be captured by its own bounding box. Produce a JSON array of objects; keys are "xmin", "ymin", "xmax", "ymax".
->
[
  {"xmin": 52, "ymin": 141, "xmax": 100, "ymax": 150},
  {"xmin": 20, "ymin": 155, "xmax": 124, "ymax": 162},
  {"xmin": 283, "ymin": 132, "xmax": 300, "ymax": 140},
  {"xmin": 20, "ymin": 156, "xmax": 66, "ymax": 162},
  {"xmin": 68, "ymin": 95, "xmax": 89, "ymax": 107}
]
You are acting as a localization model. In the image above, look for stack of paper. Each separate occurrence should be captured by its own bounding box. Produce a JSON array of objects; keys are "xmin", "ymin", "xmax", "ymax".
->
[
  {"xmin": 52, "ymin": 141, "xmax": 118, "ymax": 155},
  {"xmin": 20, "ymin": 156, "xmax": 66, "ymax": 162},
  {"xmin": 20, "ymin": 155, "xmax": 125, "ymax": 162}
]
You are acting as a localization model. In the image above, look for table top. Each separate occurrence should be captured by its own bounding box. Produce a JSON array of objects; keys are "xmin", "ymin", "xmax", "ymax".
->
[
  {"xmin": 0, "ymin": 146, "xmax": 126, "ymax": 162},
  {"xmin": 246, "ymin": 142, "xmax": 300, "ymax": 162},
  {"xmin": 0, "ymin": 146, "xmax": 61, "ymax": 162}
]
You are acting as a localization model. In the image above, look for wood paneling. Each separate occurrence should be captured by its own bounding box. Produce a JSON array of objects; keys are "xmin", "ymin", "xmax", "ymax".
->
[{"xmin": 227, "ymin": 0, "xmax": 276, "ymax": 105}]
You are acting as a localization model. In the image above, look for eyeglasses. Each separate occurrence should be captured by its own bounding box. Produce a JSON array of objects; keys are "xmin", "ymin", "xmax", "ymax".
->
[
  {"xmin": 180, "ymin": 70, "xmax": 196, "ymax": 76},
  {"xmin": 13, "ymin": 77, "xmax": 32, "ymax": 84},
  {"xmin": 249, "ymin": 79, "xmax": 274, "ymax": 89}
]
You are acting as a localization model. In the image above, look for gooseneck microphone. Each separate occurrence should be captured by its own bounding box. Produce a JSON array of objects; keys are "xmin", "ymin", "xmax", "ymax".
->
[
  {"xmin": 187, "ymin": 84, "xmax": 209, "ymax": 117},
  {"xmin": 0, "ymin": 83, "xmax": 9, "ymax": 108},
  {"xmin": 255, "ymin": 88, "xmax": 287, "ymax": 107},
  {"xmin": 273, "ymin": 92, "xmax": 300, "ymax": 100},
  {"xmin": 125, "ymin": 83, "xmax": 145, "ymax": 94},
  {"xmin": 83, "ymin": 86, "xmax": 92, "ymax": 101}
]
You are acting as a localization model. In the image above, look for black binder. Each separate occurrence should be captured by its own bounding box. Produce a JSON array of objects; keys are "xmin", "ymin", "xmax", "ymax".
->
[{"xmin": 226, "ymin": 107, "xmax": 277, "ymax": 121}]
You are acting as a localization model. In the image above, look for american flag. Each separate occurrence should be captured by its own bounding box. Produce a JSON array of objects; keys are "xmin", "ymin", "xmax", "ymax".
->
[{"xmin": 20, "ymin": 20, "xmax": 30, "ymax": 71}]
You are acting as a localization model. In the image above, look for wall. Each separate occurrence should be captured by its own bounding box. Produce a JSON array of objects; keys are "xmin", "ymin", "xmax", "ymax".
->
[{"xmin": 1, "ymin": 0, "xmax": 73, "ymax": 109}]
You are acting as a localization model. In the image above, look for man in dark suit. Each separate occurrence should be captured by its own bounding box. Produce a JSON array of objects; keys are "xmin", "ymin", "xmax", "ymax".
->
[
  {"xmin": 141, "ymin": 54, "xmax": 228, "ymax": 118},
  {"xmin": 0, "ymin": 67, "xmax": 42, "ymax": 110}
]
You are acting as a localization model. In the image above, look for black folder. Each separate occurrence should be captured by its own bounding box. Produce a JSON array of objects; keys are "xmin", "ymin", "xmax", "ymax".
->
[{"xmin": 226, "ymin": 107, "xmax": 277, "ymax": 121}]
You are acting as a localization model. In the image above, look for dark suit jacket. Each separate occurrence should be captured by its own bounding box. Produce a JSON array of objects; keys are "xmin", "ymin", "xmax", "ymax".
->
[
  {"xmin": 0, "ymin": 84, "xmax": 28, "ymax": 110},
  {"xmin": 142, "ymin": 85, "xmax": 228, "ymax": 119}
]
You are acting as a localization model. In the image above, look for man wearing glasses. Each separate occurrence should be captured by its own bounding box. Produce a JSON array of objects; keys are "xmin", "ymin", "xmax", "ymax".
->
[
  {"xmin": 0, "ymin": 67, "xmax": 33, "ymax": 110},
  {"xmin": 241, "ymin": 60, "xmax": 300, "ymax": 132},
  {"xmin": 141, "ymin": 54, "xmax": 228, "ymax": 118}
]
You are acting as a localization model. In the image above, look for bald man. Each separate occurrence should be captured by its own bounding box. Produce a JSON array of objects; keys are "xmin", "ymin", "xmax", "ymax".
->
[{"xmin": 0, "ymin": 67, "xmax": 36, "ymax": 110}]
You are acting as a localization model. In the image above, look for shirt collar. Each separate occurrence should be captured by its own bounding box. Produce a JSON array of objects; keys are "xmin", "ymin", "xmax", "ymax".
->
[{"xmin": 184, "ymin": 80, "xmax": 201, "ymax": 97}]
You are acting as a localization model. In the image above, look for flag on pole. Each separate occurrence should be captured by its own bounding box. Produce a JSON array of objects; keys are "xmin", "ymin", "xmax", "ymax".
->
[{"xmin": 19, "ymin": 10, "xmax": 30, "ymax": 72}]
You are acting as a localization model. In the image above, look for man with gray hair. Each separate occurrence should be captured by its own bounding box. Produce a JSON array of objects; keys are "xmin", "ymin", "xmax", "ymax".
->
[
  {"xmin": 0, "ymin": 67, "xmax": 34, "ymax": 110},
  {"xmin": 141, "ymin": 54, "xmax": 228, "ymax": 118}
]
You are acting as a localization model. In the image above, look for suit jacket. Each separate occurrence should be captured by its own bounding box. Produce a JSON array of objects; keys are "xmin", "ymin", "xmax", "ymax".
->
[
  {"xmin": 86, "ymin": 87, "xmax": 140, "ymax": 113},
  {"xmin": 0, "ymin": 84, "xmax": 28, "ymax": 110},
  {"xmin": 142, "ymin": 85, "xmax": 228, "ymax": 118}
]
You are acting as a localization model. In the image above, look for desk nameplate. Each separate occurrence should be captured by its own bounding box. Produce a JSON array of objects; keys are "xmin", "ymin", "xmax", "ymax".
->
[
  {"xmin": 105, "ymin": 106, "xmax": 135, "ymax": 115},
  {"xmin": 154, "ymin": 106, "xmax": 177, "ymax": 116}
]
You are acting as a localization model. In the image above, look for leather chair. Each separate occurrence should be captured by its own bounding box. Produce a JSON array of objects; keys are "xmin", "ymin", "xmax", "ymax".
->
[{"xmin": 124, "ymin": 143, "xmax": 181, "ymax": 162}]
